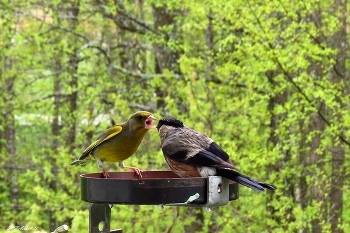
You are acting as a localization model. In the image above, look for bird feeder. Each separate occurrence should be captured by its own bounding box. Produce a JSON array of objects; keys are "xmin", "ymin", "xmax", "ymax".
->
[{"xmin": 81, "ymin": 171, "xmax": 239, "ymax": 233}]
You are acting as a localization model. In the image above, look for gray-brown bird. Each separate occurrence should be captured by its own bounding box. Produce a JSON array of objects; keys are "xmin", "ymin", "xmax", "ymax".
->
[{"xmin": 157, "ymin": 118, "xmax": 276, "ymax": 192}]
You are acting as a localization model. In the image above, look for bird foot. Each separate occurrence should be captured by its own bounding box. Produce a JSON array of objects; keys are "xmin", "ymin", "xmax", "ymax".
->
[
  {"xmin": 124, "ymin": 166, "xmax": 143, "ymax": 178},
  {"xmin": 102, "ymin": 168, "xmax": 110, "ymax": 178}
]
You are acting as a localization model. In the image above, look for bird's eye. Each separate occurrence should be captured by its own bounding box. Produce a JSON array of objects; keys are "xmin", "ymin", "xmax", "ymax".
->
[{"xmin": 138, "ymin": 115, "xmax": 143, "ymax": 120}]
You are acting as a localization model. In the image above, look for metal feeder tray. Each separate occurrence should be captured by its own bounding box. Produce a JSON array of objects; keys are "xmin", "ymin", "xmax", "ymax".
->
[
  {"xmin": 81, "ymin": 171, "xmax": 239, "ymax": 233},
  {"xmin": 81, "ymin": 171, "xmax": 238, "ymax": 206}
]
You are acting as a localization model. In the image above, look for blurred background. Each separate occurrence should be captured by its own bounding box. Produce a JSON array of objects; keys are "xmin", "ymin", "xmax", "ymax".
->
[{"xmin": 0, "ymin": 0, "xmax": 349, "ymax": 232}]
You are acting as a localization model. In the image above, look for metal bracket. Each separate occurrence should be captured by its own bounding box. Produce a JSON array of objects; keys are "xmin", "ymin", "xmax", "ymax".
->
[
  {"xmin": 204, "ymin": 176, "xmax": 229, "ymax": 207},
  {"xmin": 89, "ymin": 203, "xmax": 111, "ymax": 233},
  {"xmin": 89, "ymin": 203, "xmax": 122, "ymax": 233}
]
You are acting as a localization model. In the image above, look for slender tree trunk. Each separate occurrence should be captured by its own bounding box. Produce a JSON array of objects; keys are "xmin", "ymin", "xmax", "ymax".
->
[
  {"xmin": 0, "ymin": 16, "xmax": 19, "ymax": 223},
  {"xmin": 299, "ymin": 7, "xmax": 328, "ymax": 233},
  {"xmin": 152, "ymin": 6, "xmax": 180, "ymax": 74},
  {"xmin": 49, "ymin": 73, "xmax": 62, "ymax": 231},
  {"xmin": 266, "ymin": 71, "xmax": 293, "ymax": 227},
  {"xmin": 329, "ymin": 1, "xmax": 347, "ymax": 232},
  {"xmin": 49, "ymin": 1, "xmax": 80, "ymax": 231},
  {"xmin": 66, "ymin": 27, "xmax": 80, "ymax": 155},
  {"xmin": 298, "ymin": 105, "xmax": 327, "ymax": 233},
  {"xmin": 1, "ymin": 75, "xmax": 19, "ymax": 224},
  {"xmin": 153, "ymin": 5, "xmax": 182, "ymax": 111},
  {"xmin": 303, "ymin": 57, "xmax": 328, "ymax": 233},
  {"xmin": 309, "ymin": 110, "xmax": 327, "ymax": 233}
]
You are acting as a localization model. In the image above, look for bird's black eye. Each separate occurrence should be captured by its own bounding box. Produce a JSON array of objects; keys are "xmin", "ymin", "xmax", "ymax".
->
[{"xmin": 138, "ymin": 115, "xmax": 143, "ymax": 120}]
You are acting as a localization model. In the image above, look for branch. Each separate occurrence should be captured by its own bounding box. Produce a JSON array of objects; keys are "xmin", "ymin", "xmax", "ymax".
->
[
  {"xmin": 111, "ymin": 40, "xmax": 154, "ymax": 52},
  {"xmin": 272, "ymin": 56, "xmax": 350, "ymax": 147},
  {"xmin": 164, "ymin": 207, "xmax": 179, "ymax": 233},
  {"xmin": 41, "ymin": 25, "xmax": 91, "ymax": 42},
  {"xmin": 278, "ymin": 0, "xmax": 345, "ymax": 78},
  {"xmin": 247, "ymin": 0, "xmax": 350, "ymax": 148},
  {"xmin": 110, "ymin": 65, "xmax": 182, "ymax": 79},
  {"xmin": 96, "ymin": 0, "xmax": 162, "ymax": 35}
]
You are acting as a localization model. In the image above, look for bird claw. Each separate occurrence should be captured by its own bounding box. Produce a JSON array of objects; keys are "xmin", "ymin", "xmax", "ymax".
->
[
  {"xmin": 124, "ymin": 166, "xmax": 143, "ymax": 178},
  {"xmin": 102, "ymin": 168, "xmax": 110, "ymax": 178},
  {"xmin": 133, "ymin": 168, "xmax": 143, "ymax": 178}
]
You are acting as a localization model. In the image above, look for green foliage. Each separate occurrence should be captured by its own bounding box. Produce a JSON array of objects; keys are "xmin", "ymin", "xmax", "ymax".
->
[{"xmin": 0, "ymin": 0, "xmax": 349, "ymax": 232}]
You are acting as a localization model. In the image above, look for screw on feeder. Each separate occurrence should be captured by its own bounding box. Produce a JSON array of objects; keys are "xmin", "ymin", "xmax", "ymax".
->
[{"xmin": 217, "ymin": 183, "xmax": 222, "ymax": 193}]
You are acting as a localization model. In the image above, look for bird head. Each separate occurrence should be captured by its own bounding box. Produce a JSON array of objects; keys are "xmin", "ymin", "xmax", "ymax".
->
[
  {"xmin": 156, "ymin": 118, "xmax": 184, "ymax": 131},
  {"xmin": 130, "ymin": 111, "xmax": 157, "ymax": 130}
]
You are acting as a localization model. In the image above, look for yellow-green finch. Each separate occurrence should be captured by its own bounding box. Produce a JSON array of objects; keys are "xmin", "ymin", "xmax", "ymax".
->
[{"xmin": 71, "ymin": 111, "xmax": 157, "ymax": 178}]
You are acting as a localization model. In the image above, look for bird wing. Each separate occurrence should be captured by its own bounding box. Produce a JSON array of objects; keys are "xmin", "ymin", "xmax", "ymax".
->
[
  {"xmin": 162, "ymin": 127, "xmax": 236, "ymax": 169},
  {"xmin": 206, "ymin": 141, "xmax": 230, "ymax": 162},
  {"xmin": 163, "ymin": 148, "xmax": 236, "ymax": 169},
  {"xmin": 78, "ymin": 125, "xmax": 123, "ymax": 160}
]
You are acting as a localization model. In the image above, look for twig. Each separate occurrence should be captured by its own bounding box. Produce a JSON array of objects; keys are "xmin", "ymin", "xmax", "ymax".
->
[{"xmin": 164, "ymin": 207, "xmax": 178, "ymax": 233}]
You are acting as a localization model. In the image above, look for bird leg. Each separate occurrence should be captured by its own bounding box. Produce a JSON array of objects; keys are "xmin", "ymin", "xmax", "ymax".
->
[
  {"xmin": 101, "ymin": 167, "xmax": 110, "ymax": 178},
  {"xmin": 96, "ymin": 157, "xmax": 110, "ymax": 178},
  {"xmin": 119, "ymin": 162, "xmax": 142, "ymax": 178},
  {"xmin": 123, "ymin": 166, "xmax": 143, "ymax": 178}
]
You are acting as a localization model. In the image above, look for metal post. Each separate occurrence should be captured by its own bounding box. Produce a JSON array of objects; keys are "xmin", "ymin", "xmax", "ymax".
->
[
  {"xmin": 89, "ymin": 203, "xmax": 110, "ymax": 233},
  {"xmin": 89, "ymin": 203, "xmax": 122, "ymax": 233}
]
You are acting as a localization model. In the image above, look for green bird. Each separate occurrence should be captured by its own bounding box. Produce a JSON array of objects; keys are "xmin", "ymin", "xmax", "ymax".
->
[{"xmin": 71, "ymin": 111, "xmax": 157, "ymax": 178}]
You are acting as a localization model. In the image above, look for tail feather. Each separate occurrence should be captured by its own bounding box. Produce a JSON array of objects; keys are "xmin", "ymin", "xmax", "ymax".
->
[
  {"xmin": 70, "ymin": 159, "xmax": 91, "ymax": 166},
  {"xmin": 216, "ymin": 168, "xmax": 276, "ymax": 192},
  {"xmin": 70, "ymin": 154, "xmax": 95, "ymax": 166},
  {"xmin": 259, "ymin": 182, "xmax": 277, "ymax": 190}
]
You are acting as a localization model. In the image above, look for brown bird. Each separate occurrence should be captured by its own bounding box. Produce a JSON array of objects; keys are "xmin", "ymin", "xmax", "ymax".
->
[
  {"xmin": 71, "ymin": 111, "xmax": 157, "ymax": 178},
  {"xmin": 156, "ymin": 118, "xmax": 276, "ymax": 192}
]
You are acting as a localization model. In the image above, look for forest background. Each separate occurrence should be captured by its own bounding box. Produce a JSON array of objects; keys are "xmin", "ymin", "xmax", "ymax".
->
[{"xmin": 0, "ymin": 0, "xmax": 349, "ymax": 232}]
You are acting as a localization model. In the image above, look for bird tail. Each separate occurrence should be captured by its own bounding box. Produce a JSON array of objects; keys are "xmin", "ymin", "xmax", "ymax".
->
[
  {"xmin": 70, "ymin": 154, "xmax": 95, "ymax": 166},
  {"xmin": 70, "ymin": 159, "xmax": 91, "ymax": 166},
  {"xmin": 216, "ymin": 168, "xmax": 276, "ymax": 192}
]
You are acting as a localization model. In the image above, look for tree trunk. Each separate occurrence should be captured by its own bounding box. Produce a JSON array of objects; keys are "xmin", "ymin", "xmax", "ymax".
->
[
  {"xmin": 0, "ymin": 21, "xmax": 19, "ymax": 224},
  {"xmin": 299, "ymin": 8, "xmax": 328, "ymax": 233},
  {"xmin": 1, "ymin": 76, "xmax": 19, "ymax": 225},
  {"xmin": 152, "ymin": 5, "xmax": 182, "ymax": 112},
  {"xmin": 329, "ymin": 1, "xmax": 347, "ymax": 232},
  {"xmin": 309, "ymin": 110, "xmax": 327, "ymax": 233},
  {"xmin": 65, "ymin": 1, "xmax": 80, "ymax": 151},
  {"xmin": 266, "ymin": 70, "xmax": 293, "ymax": 227},
  {"xmin": 49, "ymin": 1, "xmax": 80, "ymax": 231}
]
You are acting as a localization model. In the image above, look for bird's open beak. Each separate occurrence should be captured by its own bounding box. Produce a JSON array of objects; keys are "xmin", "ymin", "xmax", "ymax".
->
[{"xmin": 145, "ymin": 114, "xmax": 157, "ymax": 129}]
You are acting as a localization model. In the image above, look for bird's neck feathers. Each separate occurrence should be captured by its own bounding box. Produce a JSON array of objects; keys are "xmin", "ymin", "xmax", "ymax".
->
[{"xmin": 158, "ymin": 125, "xmax": 180, "ymax": 144}]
